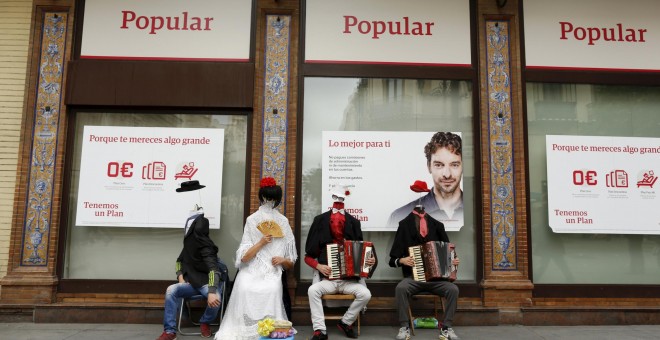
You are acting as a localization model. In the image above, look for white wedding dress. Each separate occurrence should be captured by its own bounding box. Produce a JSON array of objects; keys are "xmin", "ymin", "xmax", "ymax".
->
[{"xmin": 215, "ymin": 204, "xmax": 297, "ymax": 340}]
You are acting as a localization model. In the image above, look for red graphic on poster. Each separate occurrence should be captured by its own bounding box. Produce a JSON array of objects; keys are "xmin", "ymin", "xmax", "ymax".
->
[
  {"xmin": 605, "ymin": 170, "xmax": 628, "ymax": 188},
  {"xmin": 175, "ymin": 162, "xmax": 198, "ymax": 180},
  {"xmin": 572, "ymin": 170, "xmax": 597, "ymax": 186},
  {"xmin": 107, "ymin": 161, "xmax": 134, "ymax": 178},
  {"xmin": 142, "ymin": 161, "xmax": 167, "ymax": 180},
  {"xmin": 637, "ymin": 170, "xmax": 657, "ymax": 188}
]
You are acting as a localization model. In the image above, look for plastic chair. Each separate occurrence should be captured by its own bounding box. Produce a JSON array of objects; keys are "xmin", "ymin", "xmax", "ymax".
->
[{"xmin": 407, "ymin": 292, "xmax": 446, "ymax": 336}]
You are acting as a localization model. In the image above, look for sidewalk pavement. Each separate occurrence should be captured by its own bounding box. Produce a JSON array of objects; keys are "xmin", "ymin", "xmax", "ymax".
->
[{"xmin": 1, "ymin": 323, "xmax": 660, "ymax": 340}]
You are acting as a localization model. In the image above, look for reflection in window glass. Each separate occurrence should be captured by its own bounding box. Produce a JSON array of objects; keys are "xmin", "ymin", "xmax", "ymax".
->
[
  {"xmin": 64, "ymin": 112, "xmax": 247, "ymax": 280},
  {"xmin": 301, "ymin": 77, "xmax": 476, "ymax": 281},
  {"xmin": 527, "ymin": 83, "xmax": 660, "ymax": 284}
]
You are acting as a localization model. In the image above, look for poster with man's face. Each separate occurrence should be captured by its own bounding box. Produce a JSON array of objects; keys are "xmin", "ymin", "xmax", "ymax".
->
[{"xmin": 322, "ymin": 131, "xmax": 463, "ymax": 232}]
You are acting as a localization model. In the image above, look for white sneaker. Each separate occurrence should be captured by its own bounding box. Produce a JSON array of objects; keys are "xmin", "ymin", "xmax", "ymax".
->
[
  {"xmin": 396, "ymin": 326, "xmax": 410, "ymax": 340},
  {"xmin": 441, "ymin": 327, "xmax": 460, "ymax": 340}
]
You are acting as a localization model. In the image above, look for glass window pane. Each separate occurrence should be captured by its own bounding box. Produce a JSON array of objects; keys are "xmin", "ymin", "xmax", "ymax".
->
[
  {"xmin": 527, "ymin": 83, "xmax": 660, "ymax": 284},
  {"xmin": 301, "ymin": 77, "xmax": 476, "ymax": 281},
  {"xmin": 64, "ymin": 112, "xmax": 247, "ymax": 280}
]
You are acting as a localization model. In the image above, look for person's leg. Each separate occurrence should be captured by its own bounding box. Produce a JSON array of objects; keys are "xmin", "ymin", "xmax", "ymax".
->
[
  {"xmin": 197, "ymin": 284, "xmax": 222, "ymax": 324},
  {"xmin": 338, "ymin": 280, "xmax": 371, "ymax": 326},
  {"xmin": 163, "ymin": 282, "xmax": 198, "ymax": 333},
  {"xmin": 308, "ymin": 279, "xmax": 338, "ymax": 332},
  {"xmin": 427, "ymin": 281, "xmax": 459, "ymax": 328},
  {"xmin": 395, "ymin": 277, "xmax": 422, "ymax": 326}
]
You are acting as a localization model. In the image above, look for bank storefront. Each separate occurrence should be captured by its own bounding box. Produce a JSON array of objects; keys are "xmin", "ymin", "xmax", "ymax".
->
[{"xmin": 0, "ymin": 0, "xmax": 658, "ymax": 326}]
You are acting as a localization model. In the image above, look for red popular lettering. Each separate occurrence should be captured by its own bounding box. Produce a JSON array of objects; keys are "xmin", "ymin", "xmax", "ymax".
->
[
  {"xmin": 120, "ymin": 10, "xmax": 214, "ymax": 34},
  {"xmin": 343, "ymin": 15, "xmax": 434, "ymax": 39},
  {"xmin": 559, "ymin": 21, "xmax": 647, "ymax": 45}
]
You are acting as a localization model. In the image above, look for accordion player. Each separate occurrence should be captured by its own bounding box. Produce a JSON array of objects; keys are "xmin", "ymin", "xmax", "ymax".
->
[
  {"xmin": 326, "ymin": 240, "xmax": 378, "ymax": 280},
  {"xmin": 408, "ymin": 241, "xmax": 457, "ymax": 282}
]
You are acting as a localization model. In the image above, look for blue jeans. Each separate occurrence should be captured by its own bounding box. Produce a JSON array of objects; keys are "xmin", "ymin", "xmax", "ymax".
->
[{"xmin": 163, "ymin": 282, "xmax": 221, "ymax": 333}]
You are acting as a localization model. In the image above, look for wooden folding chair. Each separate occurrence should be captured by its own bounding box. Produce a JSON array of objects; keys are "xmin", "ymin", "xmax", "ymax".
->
[
  {"xmin": 321, "ymin": 294, "xmax": 361, "ymax": 336},
  {"xmin": 407, "ymin": 292, "xmax": 446, "ymax": 336}
]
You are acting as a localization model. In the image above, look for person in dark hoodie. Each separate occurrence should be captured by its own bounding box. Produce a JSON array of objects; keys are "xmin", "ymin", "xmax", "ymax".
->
[{"xmin": 157, "ymin": 180, "xmax": 221, "ymax": 340}]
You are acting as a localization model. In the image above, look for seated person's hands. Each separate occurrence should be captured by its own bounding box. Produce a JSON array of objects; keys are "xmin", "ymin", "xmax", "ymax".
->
[
  {"xmin": 207, "ymin": 292, "xmax": 220, "ymax": 308},
  {"xmin": 453, "ymin": 257, "xmax": 460, "ymax": 266},
  {"xmin": 259, "ymin": 234, "xmax": 273, "ymax": 245},
  {"xmin": 365, "ymin": 256, "xmax": 376, "ymax": 266},
  {"xmin": 316, "ymin": 264, "xmax": 331, "ymax": 277},
  {"xmin": 399, "ymin": 256, "xmax": 415, "ymax": 267},
  {"xmin": 272, "ymin": 256, "xmax": 287, "ymax": 267}
]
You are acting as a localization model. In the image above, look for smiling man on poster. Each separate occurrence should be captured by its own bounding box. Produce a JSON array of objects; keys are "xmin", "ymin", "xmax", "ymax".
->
[{"xmin": 386, "ymin": 131, "xmax": 464, "ymax": 231}]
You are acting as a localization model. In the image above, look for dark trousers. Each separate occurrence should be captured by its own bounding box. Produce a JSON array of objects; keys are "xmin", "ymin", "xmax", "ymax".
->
[{"xmin": 395, "ymin": 277, "xmax": 459, "ymax": 328}]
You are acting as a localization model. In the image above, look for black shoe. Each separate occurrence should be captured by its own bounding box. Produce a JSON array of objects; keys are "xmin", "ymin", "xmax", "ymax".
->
[
  {"xmin": 337, "ymin": 321, "xmax": 357, "ymax": 338},
  {"xmin": 311, "ymin": 330, "xmax": 328, "ymax": 340}
]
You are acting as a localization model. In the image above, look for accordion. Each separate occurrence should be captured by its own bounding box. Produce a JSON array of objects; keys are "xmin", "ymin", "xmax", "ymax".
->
[
  {"xmin": 326, "ymin": 240, "xmax": 377, "ymax": 280},
  {"xmin": 408, "ymin": 241, "xmax": 457, "ymax": 282}
]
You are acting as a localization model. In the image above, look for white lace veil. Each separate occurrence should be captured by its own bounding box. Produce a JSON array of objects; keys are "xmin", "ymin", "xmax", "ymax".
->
[{"xmin": 234, "ymin": 203, "xmax": 297, "ymax": 280}]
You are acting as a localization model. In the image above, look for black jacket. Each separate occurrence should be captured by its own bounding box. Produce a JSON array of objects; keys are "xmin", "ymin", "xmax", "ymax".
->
[
  {"xmin": 388, "ymin": 212, "xmax": 450, "ymax": 278},
  {"xmin": 176, "ymin": 214, "xmax": 221, "ymax": 293},
  {"xmin": 305, "ymin": 210, "xmax": 363, "ymax": 279}
]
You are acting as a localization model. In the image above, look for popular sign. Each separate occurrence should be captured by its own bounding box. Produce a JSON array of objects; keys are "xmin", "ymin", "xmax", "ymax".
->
[
  {"xmin": 524, "ymin": 0, "xmax": 660, "ymax": 71},
  {"xmin": 81, "ymin": 0, "xmax": 252, "ymax": 61},
  {"xmin": 305, "ymin": 0, "xmax": 471, "ymax": 66}
]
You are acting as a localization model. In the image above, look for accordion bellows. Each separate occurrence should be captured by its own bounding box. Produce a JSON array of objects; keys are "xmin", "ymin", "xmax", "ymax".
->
[
  {"xmin": 326, "ymin": 240, "xmax": 377, "ymax": 280},
  {"xmin": 409, "ymin": 241, "xmax": 457, "ymax": 282}
]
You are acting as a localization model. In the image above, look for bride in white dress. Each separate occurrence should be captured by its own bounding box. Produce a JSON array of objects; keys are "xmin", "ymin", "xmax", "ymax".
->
[{"xmin": 215, "ymin": 177, "xmax": 297, "ymax": 340}]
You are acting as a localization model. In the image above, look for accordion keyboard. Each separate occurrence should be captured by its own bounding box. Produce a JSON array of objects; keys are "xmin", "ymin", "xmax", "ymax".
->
[
  {"xmin": 409, "ymin": 245, "xmax": 427, "ymax": 282},
  {"xmin": 327, "ymin": 243, "xmax": 343, "ymax": 280}
]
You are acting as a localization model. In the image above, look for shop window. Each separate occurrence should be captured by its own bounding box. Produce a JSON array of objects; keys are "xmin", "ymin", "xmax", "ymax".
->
[
  {"xmin": 63, "ymin": 112, "xmax": 247, "ymax": 280},
  {"xmin": 527, "ymin": 83, "xmax": 660, "ymax": 284},
  {"xmin": 527, "ymin": 83, "xmax": 578, "ymax": 122},
  {"xmin": 301, "ymin": 77, "xmax": 476, "ymax": 281},
  {"xmin": 385, "ymin": 79, "xmax": 405, "ymax": 102}
]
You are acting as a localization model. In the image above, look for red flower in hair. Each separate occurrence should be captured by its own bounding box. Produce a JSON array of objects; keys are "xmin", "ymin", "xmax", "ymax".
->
[
  {"xmin": 260, "ymin": 177, "xmax": 277, "ymax": 188},
  {"xmin": 344, "ymin": 190, "xmax": 351, "ymax": 196}
]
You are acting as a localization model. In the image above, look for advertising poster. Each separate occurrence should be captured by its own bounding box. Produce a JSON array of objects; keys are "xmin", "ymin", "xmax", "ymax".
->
[
  {"xmin": 76, "ymin": 126, "xmax": 224, "ymax": 228},
  {"xmin": 546, "ymin": 135, "xmax": 660, "ymax": 234},
  {"xmin": 322, "ymin": 131, "xmax": 464, "ymax": 232}
]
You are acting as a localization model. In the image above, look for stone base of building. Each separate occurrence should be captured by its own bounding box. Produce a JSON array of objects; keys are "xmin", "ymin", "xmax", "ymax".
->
[{"xmin": 3, "ymin": 303, "xmax": 660, "ymax": 326}]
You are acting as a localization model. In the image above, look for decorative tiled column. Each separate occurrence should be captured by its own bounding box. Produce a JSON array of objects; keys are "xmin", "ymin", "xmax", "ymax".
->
[
  {"xmin": 260, "ymin": 15, "xmax": 291, "ymax": 214},
  {"xmin": 256, "ymin": 10, "xmax": 298, "ymax": 306},
  {"xmin": 480, "ymin": 18, "xmax": 533, "ymax": 321},
  {"xmin": 0, "ymin": 10, "xmax": 69, "ymax": 303},
  {"xmin": 486, "ymin": 20, "xmax": 517, "ymax": 272},
  {"xmin": 20, "ymin": 12, "xmax": 68, "ymax": 267}
]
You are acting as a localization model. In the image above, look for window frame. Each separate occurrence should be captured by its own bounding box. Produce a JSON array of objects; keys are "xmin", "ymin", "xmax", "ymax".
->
[
  {"xmin": 56, "ymin": 107, "xmax": 252, "ymax": 294},
  {"xmin": 295, "ymin": 0, "xmax": 482, "ymax": 298},
  {"xmin": 519, "ymin": 0, "xmax": 660, "ymax": 298}
]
